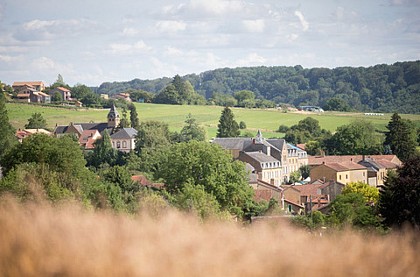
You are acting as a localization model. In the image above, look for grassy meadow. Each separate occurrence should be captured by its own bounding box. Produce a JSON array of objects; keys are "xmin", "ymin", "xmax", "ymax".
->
[
  {"xmin": 1, "ymin": 197, "xmax": 419, "ymax": 276},
  {"xmin": 6, "ymin": 102, "xmax": 420, "ymax": 139}
]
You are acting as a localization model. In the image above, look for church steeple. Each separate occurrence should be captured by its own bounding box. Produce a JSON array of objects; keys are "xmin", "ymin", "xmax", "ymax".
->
[
  {"xmin": 255, "ymin": 129, "xmax": 264, "ymax": 143},
  {"xmin": 107, "ymin": 104, "xmax": 120, "ymax": 128}
]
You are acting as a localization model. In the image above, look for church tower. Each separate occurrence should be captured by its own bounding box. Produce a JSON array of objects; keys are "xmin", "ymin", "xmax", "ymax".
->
[{"xmin": 107, "ymin": 104, "xmax": 120, "ymax": 128}]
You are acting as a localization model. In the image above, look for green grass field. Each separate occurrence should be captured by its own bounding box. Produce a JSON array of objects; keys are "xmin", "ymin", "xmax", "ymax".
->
[{"xmin": 6, "ymin": 102, "xmax": 420, "ymax": 139}]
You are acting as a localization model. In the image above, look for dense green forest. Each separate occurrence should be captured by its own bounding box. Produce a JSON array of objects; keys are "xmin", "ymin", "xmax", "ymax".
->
[{"xmin": 96, "ymin": 61, "xmax": 420, "ymax": 113}]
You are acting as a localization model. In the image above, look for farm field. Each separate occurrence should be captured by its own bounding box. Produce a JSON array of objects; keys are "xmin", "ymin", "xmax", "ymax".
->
[{"xmin": 6, "ymin": 102, "xmax": 420, "ymax": 139}]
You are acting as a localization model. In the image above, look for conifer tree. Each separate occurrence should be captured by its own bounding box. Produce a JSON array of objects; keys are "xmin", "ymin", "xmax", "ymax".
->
[
  {"xmin": 0, "ymin": 93, "xmax": 16, "ymax": 159},
  {"xmin": 216, "ymin": 107, "xmax": 240, "ymax": 137},
  {"xmin": 384, "ymin": 113, "xmax": 417, "ymax": 161},
  {"xmin": 129, "ymin": 104, "xmax": 140, "ymax": 130}
]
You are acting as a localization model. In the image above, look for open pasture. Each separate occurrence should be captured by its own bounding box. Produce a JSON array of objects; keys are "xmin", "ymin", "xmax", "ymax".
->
[{"xmin": 6, "ymin": 103, "xmax": 420, "ymax": 139}]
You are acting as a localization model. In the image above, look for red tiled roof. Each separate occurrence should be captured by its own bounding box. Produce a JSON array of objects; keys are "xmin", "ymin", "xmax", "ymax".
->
[
  {"xmin": 57, "ymin": 86, "xmax": 70, "ymax": 92},
  {"xmin": 308, "ymin": 155, "xmax": 401, "ymax": 166},
  {"xmin": 296, "ymin": 144, "xmax": 306, "ymax": 150},
  {"xmin": 294, "ymin": 184, "xmax": 322, "ymax": 196},
  {"xmin": 323, "ymin": 162, "xmax": 366, "ymax": 171},
  {"xmin": 13, "ymin": 81, "xmax": 44, "ymax": 86}
]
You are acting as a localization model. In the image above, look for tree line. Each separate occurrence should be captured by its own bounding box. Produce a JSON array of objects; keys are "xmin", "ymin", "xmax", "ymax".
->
[{"xmin": 96, "ymin": 61, "xmax": 420, "ymax": 113}]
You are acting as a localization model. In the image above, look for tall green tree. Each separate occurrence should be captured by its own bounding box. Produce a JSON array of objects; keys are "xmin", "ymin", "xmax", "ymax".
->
[
  {"xmin": 216, "ymin": 107, "xmax": 240, "ymax": 137},
  {"xmin": 179, "ymin": 114, "xmax": 206, "ymax": 142},
  {"xmin": 324, "ymin": 120, "xmax": 383, "ymax": 155},
  {"xmin": 135, "ymin": 121, "xmax": 172, "ymax": 154},
  {"xmin": 154, "ymin": 141, "xmax": 254, "ymax": 216},
  {"xmin": 129, "ymin": 104, "xmax": 140, "ymax": 129},
  {"xmin": 384, "ymin": 113, "xmax": 418, "ymax": 162},
  {"xmin": 0, "ymin": 93, "xmax": 16, "ymax": 159},
  {"xmin": 118, "ymin": 108, "xmax": 130, "ymax": 129},
  {"xmin": 379, "ymin": 155, "xmax": 420, "ymax": 229},
  {"xmin": 88, "ymin": 131, "xmax": 118, "ymax": 168},
  {"xmin": 25, "ymin": 113, "xmax": 47, "ymax": 129}
]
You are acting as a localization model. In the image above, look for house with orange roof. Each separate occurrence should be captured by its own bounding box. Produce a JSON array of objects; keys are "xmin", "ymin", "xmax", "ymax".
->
[
  {"xmin": 12, "ymin": 81, "xmax": 45, "ymax": 92},
  {"xmin": 15, "ymin": 128, "xmax": 52, "ymax": 143},
  {"xmin": 50, "ymin": 87, "xmax": 72, "ymax": 101},
  {"xmin": 308, "ymin": 155, "xmax": 401, "ymax": 187},
  {"xmin": 78, "ymin": 130, "xmax": 101, "ymax": 150},
  {"xmin": 310, "ymin": 161, "xmax": 368, "ymax": 185}
]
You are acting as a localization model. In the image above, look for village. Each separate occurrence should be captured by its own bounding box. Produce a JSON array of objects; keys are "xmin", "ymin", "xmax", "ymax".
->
[{"xmin": 7, "ymin": 80, "xmax": 404, "ymax": 219}]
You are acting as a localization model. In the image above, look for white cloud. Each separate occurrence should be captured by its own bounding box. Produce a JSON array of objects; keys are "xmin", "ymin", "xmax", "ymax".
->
[
  {"xmin": 31, "ymin": 56, "xmax": 56, "ymax": 70},
  {"xmin": 236, "ymin": 53, "xmax": 266, "ymax": 66},
  {"xmin": 188, "ymin": 0, "xmax": 245, "ymax": 16},
  {"xmin": 122, "ymin": 27, "xmax": 140, "ymax": 37},
  {"xmin": 155, "ymin": 20, "xmax": 187, "ymax": 33},
  {"xmin": 164, "ymin": 46, "xmax": 183, "ymax": 57},
  {"xmin": 286, "ymin": 33, "xmax": 299, "ymax": 42},
  {"xmin": 242, "ymin": 19, "xmax": 265, "ymax": 33},
  {"xmin": 0, "ymin": 54, "xmax": 21, "ymax": 63},
  {"xmin": 294, "ymin": 10, "xmax": 309, "ymax": 31},
  {"xmin": 109, "ymin": 40, "xmax": 153, "ymax": 54}
]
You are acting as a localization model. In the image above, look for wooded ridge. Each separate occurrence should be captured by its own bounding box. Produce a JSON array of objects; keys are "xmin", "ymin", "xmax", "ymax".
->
[{"xmin": 96, "ymin": 61, "xmax": 420, "ymax": 114}]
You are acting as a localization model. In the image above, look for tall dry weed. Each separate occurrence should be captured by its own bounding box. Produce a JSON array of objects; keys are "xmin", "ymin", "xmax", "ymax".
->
[{"xmin": 0, "ymin": 195, "xmax": 419, "ymax": 276}]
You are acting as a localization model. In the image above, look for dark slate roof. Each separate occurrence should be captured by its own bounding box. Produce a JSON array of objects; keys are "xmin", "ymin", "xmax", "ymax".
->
[
  {"xmin": 212, "ymin": 138, "xmax": 253, "ymax": 150},
  {"xmin": 244, "ymin": 152, "xmax": 280, "ymax": 164},
  {"xmin": 111, "ymin": 128, "xmax": 138, "ymax": 139},
  {"xmin": 266, "ymin": 139, "xmax": 286, "ymax": 150},
  {"xmin": 54, "ymin": 122, "xmax": 111, "ymax": 135}
]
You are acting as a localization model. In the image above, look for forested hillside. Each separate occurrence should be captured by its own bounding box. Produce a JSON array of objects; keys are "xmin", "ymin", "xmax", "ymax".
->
[{"xmin": 96, "ymin": 61, "xmax": 420, "ymax": 113}]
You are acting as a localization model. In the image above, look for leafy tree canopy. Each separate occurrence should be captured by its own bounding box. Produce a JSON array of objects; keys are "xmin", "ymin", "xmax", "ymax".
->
[
  {"xmin": 0, "ymin": 93, "xmax": 16, "ymax": 159},
  {"xmin": 324, "ymin": 120, "xmax": 383, "ymax": 155},
  {"xmin": 179, "ymin": 113, "xmax": 206, "ymax": 142},
  {"xmin": 342, "ymin": 181, "xmax": 379, "ymax": 204},
  {"xmin": 25, "ymin": 113, "xmax": 47, "ymax": 129},
  {"xmin": 153, "ymin": 141, "xmax": 254, "ymax": 216}
]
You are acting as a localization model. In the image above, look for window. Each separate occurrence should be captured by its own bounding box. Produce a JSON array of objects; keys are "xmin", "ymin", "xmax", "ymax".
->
[
  {"xmin": 122, "ymin": 141, "xmax": 127, "ymax": 148},
  {"xmin": 339, "ymin": 175, "xmax": 342, "ymax": 180},
  {"xmin": 346, "ymin": 174, "xmax": 348, "ymax": 179},
  {"xmin": 117, "ymin": 141, "xmax": 121, "ymax": 148}
]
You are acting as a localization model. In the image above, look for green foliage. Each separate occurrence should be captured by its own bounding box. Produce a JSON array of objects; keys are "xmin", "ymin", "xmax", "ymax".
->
[
  {"xmin": 1, "ymin": 134, "xmax": 86, "ymax": 177},
  {"xmin": 95, "ymin": 61, "xmax": 420, "ymax": 113},
  {"xmin": 379, "ymin": 155, "xmax": 420, "ymax": 229},
  {"xmin": 278, "ymin": 124, "xmax": 289, "ymax": 133},
  {"xmin": 135, "ymin": 121, "xmax": 172, "ymax": 154},
  {"xmin": 179, "ymin": 113, "xmax": 206, "ymax": 142},
  {"xmin": 153, "ymin": 75, "xmax": 205, "ymax": 105},
  {"xmin": 384, "ymin": 113, "xmax": 418, "ymax": 162},
  {"xmin": 289, "ymin": 170, "xmax": 301, "ymax": 183},
  {"xmin": 299, "ymin": 165, "xmax": 310, "ymax": 179},
  {"xmin": 284, "ymin": 117, "xmax": 331, "ymax": 144},
  {"xmin": 129, "ymin": 103, "xmax": 140, "ymax": 129},
  {"xmin": 323, "ymin": 98, "xmax": 351, "ymax": 112},
  {"xmin": 305, "ymin": 140, "xmax": 323, "ymax": 156},
  {"xmin": 239, "ymin": 121, "xmax": 247, "ymax": 129},
  {"xmin": 292, "ymin": 211, "xmax": 326, "ymax": 230},
  {"xmin": 118, "ymin": 108, "xmax": 130, "ymax": 129},
  {"xmin": 87, "ymin": 130, "xmax": 118, "ymax": 168},
  {"xmin": 329, "ymin": 193, "xmax": 381, "ymax": 229},
  {"xmin": 216, "ymin": 107, "xmax": 240, "ymax": 138},
  {"xmin": 25, "ymin": 112, "xmax": 47, "ymax": 129},
  {"xmin": 209, "ymin": 92, "xmax": 237, "ymax": 107},
  {"xmin": 234, "ymin": 90, "xmax": 255, "ymax": 107},
  {"xmin": 171, "ymin": 183, "xmax": 222, "ymax": 219},
  {"xmin": 0, "ymin": 94, "xmax": 16, "ymax": 159},
  {"xmin": 71, "ymin": 84, "xmax": 102, "ymax": 107},
  {"xmin": 324, "ymin": 120, "xmax": 383, "ymax": 155},
  {"xmin": 51, "ymin": 91, "xmax": 63, "ymax": 102},
  {"xmin": 153, "ymin": 141, "xmax": 254, "ymax": 217},
  {"xmin": 342, "ymin": 182, "xmax": 379, "ymax": 204}
]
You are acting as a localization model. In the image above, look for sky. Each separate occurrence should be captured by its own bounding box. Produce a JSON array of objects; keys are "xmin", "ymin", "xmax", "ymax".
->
[{"xmin": 1, "ymin": 0, "xmax": 419, "ymax": 87}]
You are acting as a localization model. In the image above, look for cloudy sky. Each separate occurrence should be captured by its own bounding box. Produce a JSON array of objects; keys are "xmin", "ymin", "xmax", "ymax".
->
[{"xmin": 1, "ymin": 0, "xmax": 419, "ymax": 86}]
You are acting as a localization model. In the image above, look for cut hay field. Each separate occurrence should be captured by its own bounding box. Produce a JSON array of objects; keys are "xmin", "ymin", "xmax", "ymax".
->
[
  {"xmin": 1, "ymin": 197, "xmax": 419, "ymax": 276},
  {"xmin": 6, "ymin": 102, "xmax": 420, "ymax": 139}
]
